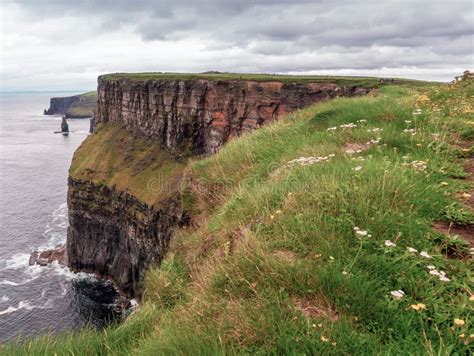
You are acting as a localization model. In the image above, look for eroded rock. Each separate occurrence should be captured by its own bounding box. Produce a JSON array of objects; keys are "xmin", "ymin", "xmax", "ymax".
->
[{"xmin": 29, "ymin": 244, "xmax": 68, "ymax": 267}]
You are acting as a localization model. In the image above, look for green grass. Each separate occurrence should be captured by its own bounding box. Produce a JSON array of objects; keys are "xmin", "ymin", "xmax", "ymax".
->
[
  {"xmin": 70, "ymin": 123, "xmax": 186, "ymax": 206},
  {"xmin": 65, "ymin": 91, "xmax": 97, "ymax": 118},
  {"xmin": 5, "ymin": 78, "xmax": 473, "ymax": 354},
  {"xmin": 99, "ymin": 72, "xmax": 434, "ymax": 88}
]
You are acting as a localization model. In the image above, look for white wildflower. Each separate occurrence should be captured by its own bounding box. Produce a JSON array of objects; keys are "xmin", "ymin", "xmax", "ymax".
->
[
  {"xmin": 390, "ymin": 290, "xmax": 405, "ymax": 299},
  {"xmin": 427, "ymin": 265, "xmax": 436, "ymax": 270},
  {"xmin": 384, "ymin": 240, "xmax": 396, "ymax": 247},
  {"xmin": 403, "ymin": 128, "xmax": 417, "ymax": 135},
  {"xmin": 340, "ymin": 123, "xmax": 357, "ymax": 129},
  {"xmin": 355, "ymin": 230, "xmax": 368, "ymax": 236},
  {"xmin": 439, "ymin": 276, "xmax": 450, "ymax": 282},
  {"xmin": 429, "ymin": 270, "xmax": 440, "ymax": 276},
  {"xmin": 407, "ymin": 247, "xmax": 418, "ymax": 253},
  {"xmin": 410, "ymin": 161, "xmax": 427, "ymax": 171},
  {"xmin": 420, "ymin": 251, "xmax": 431, "ymax": 259},
  {"xmin": 326, "ymin": 126, "xmax": 337, "ymax": 131},
  {"xmin": 353, "ymin": 166, "xmax": 363, "ymax": 171}
]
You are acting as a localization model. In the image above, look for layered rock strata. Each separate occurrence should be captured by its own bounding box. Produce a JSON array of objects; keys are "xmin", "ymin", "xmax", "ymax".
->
[{"xmin": 96, "ymin": 78, "xmax": 370, "ymax": 156}]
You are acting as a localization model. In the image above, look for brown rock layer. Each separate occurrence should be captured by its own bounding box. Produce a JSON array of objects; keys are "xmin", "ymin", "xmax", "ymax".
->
[{"xmin": 97, "ymin": 78, "xmax": 370, "ymax": 157}]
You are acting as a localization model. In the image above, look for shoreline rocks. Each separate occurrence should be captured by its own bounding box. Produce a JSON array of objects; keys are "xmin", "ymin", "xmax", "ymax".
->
[{"xmin": 29, "ymin": 244, "xmax": 68, "ymax": 267}]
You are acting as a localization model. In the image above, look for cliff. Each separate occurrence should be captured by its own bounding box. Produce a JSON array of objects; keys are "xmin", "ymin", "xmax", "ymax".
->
[
  {"xmin": 44, "ymin": 91, "xmax": 97, "ymax": 118},
  {"xmin": 69, "ymin": 74, "xmax": 374, "ymax": 296},
  {"xmin": 10, "ymin": 75, "xmax": 473, "ymax": 354},
  {"xmin": 96, "ymin": 76, "xmax": 371, "ymax": 157},
  {"xmin": 67, "ymin": 178, "xmax": 188, "ymax": 296}
]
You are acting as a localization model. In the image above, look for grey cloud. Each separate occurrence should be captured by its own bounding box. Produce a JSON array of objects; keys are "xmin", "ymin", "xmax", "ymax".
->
[
  {"xmin": 1, "ymin": 0, "xmax": 473, "ymax": 90},
  {"xmin": 8, "ymin": 0, "xmax": 473, "ymax": 55}
]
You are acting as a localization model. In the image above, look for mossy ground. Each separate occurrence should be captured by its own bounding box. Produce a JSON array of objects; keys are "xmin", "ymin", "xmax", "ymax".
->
[
  {"xmin": 69, "ymin": 124, "xmax": 186, "ymax": 206},
  {"xmin": 5, "ymin": 77, "xmax": 473, "ymax": 354}
]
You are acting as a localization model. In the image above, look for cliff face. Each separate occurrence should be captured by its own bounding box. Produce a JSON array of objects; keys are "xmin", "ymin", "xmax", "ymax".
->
[
  {"xmin": 69, "ymin": 76, "xmax": 372, "ymax": 297},
  {"xmin": 97, "ymin": 78, "xmax": 370, "ymax": 156},
  {"xmin": 67, "ymin": 178, "xmax": 188, "ymax": 296},
  {"xmin": 45, "ymin": 96, "xmax": 80, "ymax": 115},
  {"xmin": 45, "ymin": 92, "xmax": 97, "ymax": 118}
]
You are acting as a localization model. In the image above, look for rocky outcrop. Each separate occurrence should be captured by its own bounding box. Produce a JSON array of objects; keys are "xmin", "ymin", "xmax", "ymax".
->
[
  {"xmin": 97, "ymin": 77, "xmax": 371, "ymax": 157},
  {"xmin": 29, "ymin": 245, "xmax": 68, "ymax": 266},
  {"xmin": 61, "ymin": 117, "xmax": 69, "ymax": 132},
  {"xmin": 45, "ymin": 96, "xmax": 80, "ymax": 115},
  {"xmin": 67, "ymin": 178, "xmax": 189, "ymax": 296},
  {"xmin": 45, "ymin": 92, "xmax": 97, "ymax": 118}
]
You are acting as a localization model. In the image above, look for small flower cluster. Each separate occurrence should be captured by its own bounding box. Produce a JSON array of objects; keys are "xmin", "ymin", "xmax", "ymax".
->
[
  {"xmin": 406, "ymin": 247, "xmax": 431, "ymax": 258},
  {"xmin": 339, "ymin": 123, "xmax": 357, "ymax": 129},
  {"xmin": 326, "ymin": 122, "xmax": 358, "ymax": 131},
  {"xmin": 353, "ymin": 166, "xmax": 363, "ymax": 171},
  {"xmin": 407, "ymin": 160, "xmax": 427, "ymax": 171},
  {"xmin": 353, "ymin": 226, "xmax": 371, "ymax": 237},
  {"xmin": 367, "ymin": 128, "xmax": 382, "ymax": 133},
  {"xmin": 427, "ymin": 265, "xmax": 450, "ymax": 282},
  {"xmin": 413, "ymin": 109, "xmax": 423, "ymax": 115},
  {"xmin": 287, "ymin": 154, "xmax": 335, "ymax": 167},
  {"xmin": 390, "ymin": 290, "xmax": 405, "ymax": 299},
  {"xmin": 345, "ymin": 148, "xmax": 363, "ymax": 154},
  {"xmin": 366, "ymin": 137, "xmax": 381, "ymax": 145},
  {"xmin": 403, "ymin": 128, "xmax": 417, "ymax": 135},
  {"xmin": 384, "ymin": 240, "xmax": 396, "ymax": 247},
  {"xmin": 410, "ymin": 303, "xmax": 426, "ymax": 311}
]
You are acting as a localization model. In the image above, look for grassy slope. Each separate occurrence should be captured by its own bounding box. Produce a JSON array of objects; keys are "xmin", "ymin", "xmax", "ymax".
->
[
  {"xmin": 99, "ymin": 72, "xmax": 433, "ymax": 88},
  {"xmin": 5, "ymin": 78, "xmax": 473, "ymax": 354},
  {"xmin": 66, "ymin": 91, "xmax": 97, "ymax": 118},
  {"xmin": 69, "ymin": 123, "xmax": 186, "ymax": 206}
]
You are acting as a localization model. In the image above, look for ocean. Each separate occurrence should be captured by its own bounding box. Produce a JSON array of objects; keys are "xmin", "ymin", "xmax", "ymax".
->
[{"xmin": 0, "ymin": 92, "xmax": 119, "ymax": 343}]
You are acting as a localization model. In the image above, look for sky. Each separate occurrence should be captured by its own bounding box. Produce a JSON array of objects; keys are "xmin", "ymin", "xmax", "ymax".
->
[{"xmin": 1, "ymin": 0, "xmax": 473, "ymax": 91}]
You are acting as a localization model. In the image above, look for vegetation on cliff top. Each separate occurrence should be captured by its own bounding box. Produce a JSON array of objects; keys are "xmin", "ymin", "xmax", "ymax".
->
[
  {"xmin": 70, "ymin": 124, "xmax": 185, "ymax": 206},
  {"xmin": 6, "ymin": 75, "xmax": 473, "ymax": 354},
  {"xmin": 65, "ymin": 91, "xmax": 97, "ymax": 118},
  {"xmin": 99, "ymin": 72, "xmax": 432, "ymax": 88}
]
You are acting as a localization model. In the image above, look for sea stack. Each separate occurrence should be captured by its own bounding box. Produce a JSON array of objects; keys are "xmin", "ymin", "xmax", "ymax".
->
[
  {"xmin": 61, "ymin": 116, "xmax": 69, "ymax": 133},
  {"xmin": 89, "ymin": 117, "xmax": 96, "ymax": 133}
]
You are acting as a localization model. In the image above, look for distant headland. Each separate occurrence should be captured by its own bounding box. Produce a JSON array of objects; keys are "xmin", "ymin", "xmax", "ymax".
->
[{"xmin": 44, "ymin": 91, "xmax": 97, "ymax": 118}]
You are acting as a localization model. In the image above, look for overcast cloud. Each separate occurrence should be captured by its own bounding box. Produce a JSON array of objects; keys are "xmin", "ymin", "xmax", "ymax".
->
[{"xmin": 1, "ymin": 0, "xmax": 473, "ymax": 90}]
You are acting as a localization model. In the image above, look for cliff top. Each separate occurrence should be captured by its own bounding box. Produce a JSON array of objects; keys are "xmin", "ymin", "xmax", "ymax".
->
[{"xmin": 99, "ymin": 72, "xmax": 428, "ymax": 87}]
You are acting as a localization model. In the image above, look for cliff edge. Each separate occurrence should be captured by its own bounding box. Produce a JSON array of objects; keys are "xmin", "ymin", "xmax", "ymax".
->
[
  {"xmin": 96, "ymin": 75, "xmax": 372, "ymax": 157},
  {"xmin": 44, "ymin": 91, "xmax": 97, "ymax": 118},
  {"xmin": 68, "ymin": 73, "xmax": 375, "ymax": 296}
]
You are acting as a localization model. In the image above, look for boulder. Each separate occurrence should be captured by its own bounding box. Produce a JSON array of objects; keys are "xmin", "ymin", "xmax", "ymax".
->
[{"xmin": 29, "ymin": 244, "xmax": 68, "ymax": 267}]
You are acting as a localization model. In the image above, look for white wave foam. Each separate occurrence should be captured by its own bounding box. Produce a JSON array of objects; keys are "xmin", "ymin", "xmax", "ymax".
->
[
  {"xmin": 48, "ymin": 261, "xmax": 91, "ymax": 281},
  {"xmin": 0, "ymin": 301, "xmax": 35, "ymax": 316},
  {"xmin": 39, "ymin": 203, "xmax": 68, "ymax": 250},
  {"xmin": 0, "ymin": 253, "xmax": 30, "ymax": 270},
  {"xmin": 1, "ymin": 296, "xmax": 9, "ymax": 303},
  {"xmin": 0, "ymin": 274, "xmax": 39, "ymax": 286}
]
